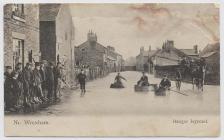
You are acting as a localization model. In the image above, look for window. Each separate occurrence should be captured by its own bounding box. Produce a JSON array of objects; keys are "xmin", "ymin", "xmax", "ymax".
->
[{"xmin": 12, "ymin": 4, "xmax": 25, "ymax": 22}]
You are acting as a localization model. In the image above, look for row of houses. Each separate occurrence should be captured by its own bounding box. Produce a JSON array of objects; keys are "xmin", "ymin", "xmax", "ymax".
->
[
  {"xmin": 135, "ymin": 40, "xmax": 220, "ymax": 84},
  {"xmin": 4, "ymin": 4, "xmax": 124, "ymax": 84},
  {"xmin": 74, "ymin": 31, "xmax": 124, "ymax": 72},
  {"xmin": 4, "ymin": 4, "xmax": 75, "ymax": 83}
]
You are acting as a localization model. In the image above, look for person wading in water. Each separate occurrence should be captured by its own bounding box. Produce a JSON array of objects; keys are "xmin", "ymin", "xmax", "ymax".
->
[{"xmin": 77, "ymin": 69, "xmax": 87, "ymax": 97}]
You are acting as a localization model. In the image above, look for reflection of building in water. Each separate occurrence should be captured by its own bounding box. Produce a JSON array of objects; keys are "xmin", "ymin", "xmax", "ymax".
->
[
  {"xmin": 39, "ymin": 4, "xmax": 75, "ymax": 83},
  {"xmin": 75, "ymin": 31, "xmax": 124, "ymax": 72},
  {"xmin": 4, "ymin": 4, "xmax": 40, "ymax": 69}
]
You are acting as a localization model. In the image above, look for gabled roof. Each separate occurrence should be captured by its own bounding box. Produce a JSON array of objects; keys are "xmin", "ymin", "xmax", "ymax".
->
[
  {"xmin": 75, "ymin": 41, "xmax": 107, "ymax": 53},
  {"xmin": 40, "ymin": 4, "xmax": 61, "ymax": 21},
  {"xmin": 180, "ymin": 49, "xmax": 198, "ymax": 56},
  {"xmin": 199, "ymin": 42, "xmax": 220, "ymax": 57},
  {"xmin": 201, "ymin": 51, "xmax": 218, "ymax": 58},
  {"xmin": 137, "ymin": 50, "xmax": 159, "ymax": 58}
]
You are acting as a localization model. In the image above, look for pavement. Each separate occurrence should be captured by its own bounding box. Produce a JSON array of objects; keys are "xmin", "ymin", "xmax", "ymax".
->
[{"xmin": 36, "ymin": 71, "xmax": 220, "ymax": 116}]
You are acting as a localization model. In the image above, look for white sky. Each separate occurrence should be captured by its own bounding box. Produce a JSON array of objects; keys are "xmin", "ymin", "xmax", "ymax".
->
[{"xmin": 69, "ymin": 3, "xmax": 219, "ymax": 59}]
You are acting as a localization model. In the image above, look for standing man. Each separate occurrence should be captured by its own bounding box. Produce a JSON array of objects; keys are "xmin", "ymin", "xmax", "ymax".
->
[
  {"xmin": 22, "ymin": 63, "xmax": 33, "ymax": 107},
  {"xmin": 54, "ymin": 62, "xmax": 63, "ymax": 101},
  {"xmin": 12, "ymin": 63, "xmax": 24, "ymax": 108},
  {"xmin": 77, "ymin": 69, "xmax": 87, "ymax": 97},
  {"xmin": 4, "ymin": 66, "xmax": 13, "ymax": 111},
  {"xmin": 40, "ymin": 61, "xmax": 48, "ymax": 100},
  {"xmin": 11, "ymin": 72, "xmax": 22, "ymax": 110},
  {"xmin": 46, "ymin": 62, "xmax": 55, "ymax": 102},
  {"xmin": 32, "ymin": 62, "xmax": 45, "ymax": 103},
  {"xmin": 175, "ymin": 69, "xmax": 182, "ymax": 91}
]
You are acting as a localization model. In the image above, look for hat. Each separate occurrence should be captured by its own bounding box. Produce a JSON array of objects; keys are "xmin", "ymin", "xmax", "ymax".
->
[
  {"xmin": 49, "ymin": 62, "xmax": 54, "ymax": 66},
  {"xmin": 41, "ymin": 60, "xmax": 48, "ymax": 64},
  {"xmin": 12, "ymin": 72, "xmax": 19, "ymax": 77},
  {"xmin": 35, "ymin": 62, "xmax": 40, "ymax": 67},
  {"xmin": 26, "ymin": 62, "xmax": 32, "ymax": 66},
  {"xmin": 5, "ymin": 66, "xmax": 12, "ymax": 69}
]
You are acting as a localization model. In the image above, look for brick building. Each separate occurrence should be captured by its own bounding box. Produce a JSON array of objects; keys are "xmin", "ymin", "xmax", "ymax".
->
[
  {"xmin": 75, "ymin": 31, "xmax": 107, "ymax": 69},
  {"xmin": 4, "ymin": 4, "xmax": 40, "ymax": 69},
  {"xmin": 39, "ymin": 4, "xmax": 75, "ymax": 83},
  {"xmin": 75, "ymin": 31, "xmax": 124, "ymax": 73}
]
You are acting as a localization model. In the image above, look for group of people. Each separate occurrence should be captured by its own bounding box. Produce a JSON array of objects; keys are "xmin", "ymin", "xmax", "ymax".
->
[
  {"xmin": 4, "ymin": 61, "xmax": 65, "ymax": 112},
  {"xmin": 112, "ymin": 71, "xmax": 172, "ymax": 93}
]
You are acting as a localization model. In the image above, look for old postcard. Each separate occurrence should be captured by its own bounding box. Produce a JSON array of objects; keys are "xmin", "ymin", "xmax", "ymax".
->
[{"xmin": 3, "ymin": 3, "xmax": 220, "ymax": 136}]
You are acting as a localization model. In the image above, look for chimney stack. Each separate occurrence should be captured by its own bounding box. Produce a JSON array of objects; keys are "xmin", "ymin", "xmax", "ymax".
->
[
  {"xmin": 148, "ymin": 45, "xmax": 151, "ymax": 52},
  {"xmin": 194, "ymin": 45, "xmax": 198, "ymax": 54}
]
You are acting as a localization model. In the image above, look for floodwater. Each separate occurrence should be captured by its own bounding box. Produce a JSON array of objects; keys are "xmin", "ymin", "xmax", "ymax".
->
[{"xmin": 36, "ymin": 71, "xmax": 220, "ymax": 116}]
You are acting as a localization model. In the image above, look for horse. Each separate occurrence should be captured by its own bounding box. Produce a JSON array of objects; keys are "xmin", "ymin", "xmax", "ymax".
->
[{"xmin": 190, "ymin": 65, "xmax": 204, "ymax": 91}]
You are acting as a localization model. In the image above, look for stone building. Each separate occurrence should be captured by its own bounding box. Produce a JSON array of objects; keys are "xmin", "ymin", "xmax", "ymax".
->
[
  {"xmin": 136, "ymin": 46, "xmax": 158, "ymax": 73},
  {"xmin": 152, "ymin": 40, "xmax": 200, "ymax": 79},
  {"xmin": 39, "ymin": 4, "xmax": 75, "ymax": 83},
  {"xmin": 115, "ymin": 53, "xmax": 123, "ymax": 72},
  {"xmin": 106, "ymin": 46, "xmax": 117, "ymax": 72},
  {"xmin": 4, "ymin": 4, "xmax": 40, "ymax": 69},
  {"xmin": 75, "ymin": 31, "xmax": 124, "ymax": 73},
  {"xmin": 200, "ymin": 42, "xmax": 220, "ymax": 84},
  {"xmin": 75, "ymin": 31, "xmax": 107, "ymax": 69}
]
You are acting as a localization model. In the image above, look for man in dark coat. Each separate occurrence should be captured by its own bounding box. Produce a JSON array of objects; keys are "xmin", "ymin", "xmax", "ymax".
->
[
  {"xmin": 40, "ymin": 61, "xmax": 48, "ymax": 100},
  {"xmin": 32, "ymin": 62, "xmax": 45, "ymax": 103},
  {"xmin": 77, "ymin": 69, "xmax": 87, "ymax": 97},
  {"xmin": 53, "ymin": 62, "xmax": 63, "ymax": 101},
  {"xmin": 12, "ymin": 63, "xmax": 23, "ymax": 83},
  {"xmin": 11, "ymin": 72, "xmax": 23, "ymax": 110},
  {"xmin": 175, "ymin": 69, "xmax": 182, "ymax": 91},
  {"xmin": 11, "ymin": 63, "xmax": 24, "ymax": 107},
  {"xmin": 114, "ymin": 72, "xmax": 126, "ymax": 86},
  {"xmin": 137, "ymin": 72, "xmax": 149, "ymax": 86},
  {"xmin": 22, "ymin": 63, "xmax": 33, "ymax": 107},
  {"xmin": 155, "ymin": 74, "xmax": 171, "ymax": 96},
  {"xmin": 159, "ymin": 74, "xmax": 171, "ymax": 89},
  {"xmin": 4, "ymin": 66, "xmax": 13, "ymax": 111},
  {"xmin": 46, "ymin": 62, "xmax": 55, "ymax": 102}
]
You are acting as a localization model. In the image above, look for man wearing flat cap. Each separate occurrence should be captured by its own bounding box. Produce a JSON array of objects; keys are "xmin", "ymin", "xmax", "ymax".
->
[
  {"xmin": 22, "ymin": 62, "xmax": 33, "ymax": 106},
  {"xmin": 4, "ymin": 66, "xmax": 13, "ymax": 111},
  {"xmin": 32, "ymin": 62, "xmax": 45, "ymax": 103}
]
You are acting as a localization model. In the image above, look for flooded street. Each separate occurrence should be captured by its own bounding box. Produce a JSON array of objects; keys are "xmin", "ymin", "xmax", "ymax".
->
[{"xmin": 36, "ymin": 71, "xmax": 219, "ymax": 116}]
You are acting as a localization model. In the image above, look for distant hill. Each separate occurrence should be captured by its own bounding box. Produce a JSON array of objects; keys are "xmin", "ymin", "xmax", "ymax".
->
[{"xmin": 124, "ymin": 57, "xmax": 136, "ymax": 66}]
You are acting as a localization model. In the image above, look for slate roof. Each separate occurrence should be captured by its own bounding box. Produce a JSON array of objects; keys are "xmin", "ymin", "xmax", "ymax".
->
[
  {"xmin": 76, "ymin": 41, "xmax": 107, "ymax": 53},
  {"xmin": 137, "ymin": 50, "xmax": 158, "ymax": 58},
  {"xmin": 201, "ymin": 51, "xmax": 218, "ymax": 58},
  {"xmin": 40, "ymin": 4, "xmax": 61, "ymax": 21},
  {"xmin": 199, "ymin": 42, "xmax": 220, "ymax": 57},
  {"xmin": 180, "ymin": 49, "xmax": 198, "ymax": 56}
]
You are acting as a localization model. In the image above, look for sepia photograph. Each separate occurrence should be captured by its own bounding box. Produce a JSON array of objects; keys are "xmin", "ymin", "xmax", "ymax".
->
[{"xmin": 3, "ymin": 2, "xmax": 220, "ymax": 136}]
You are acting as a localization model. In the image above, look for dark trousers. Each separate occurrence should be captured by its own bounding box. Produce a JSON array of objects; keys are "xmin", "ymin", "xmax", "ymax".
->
[
  {"xmin": 47, "ymin": 82, "xmax": 54, "ymax": 100},
  {"xmin": 80, "ymin": 83, "xmax": 85, "ymax": 90}
]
